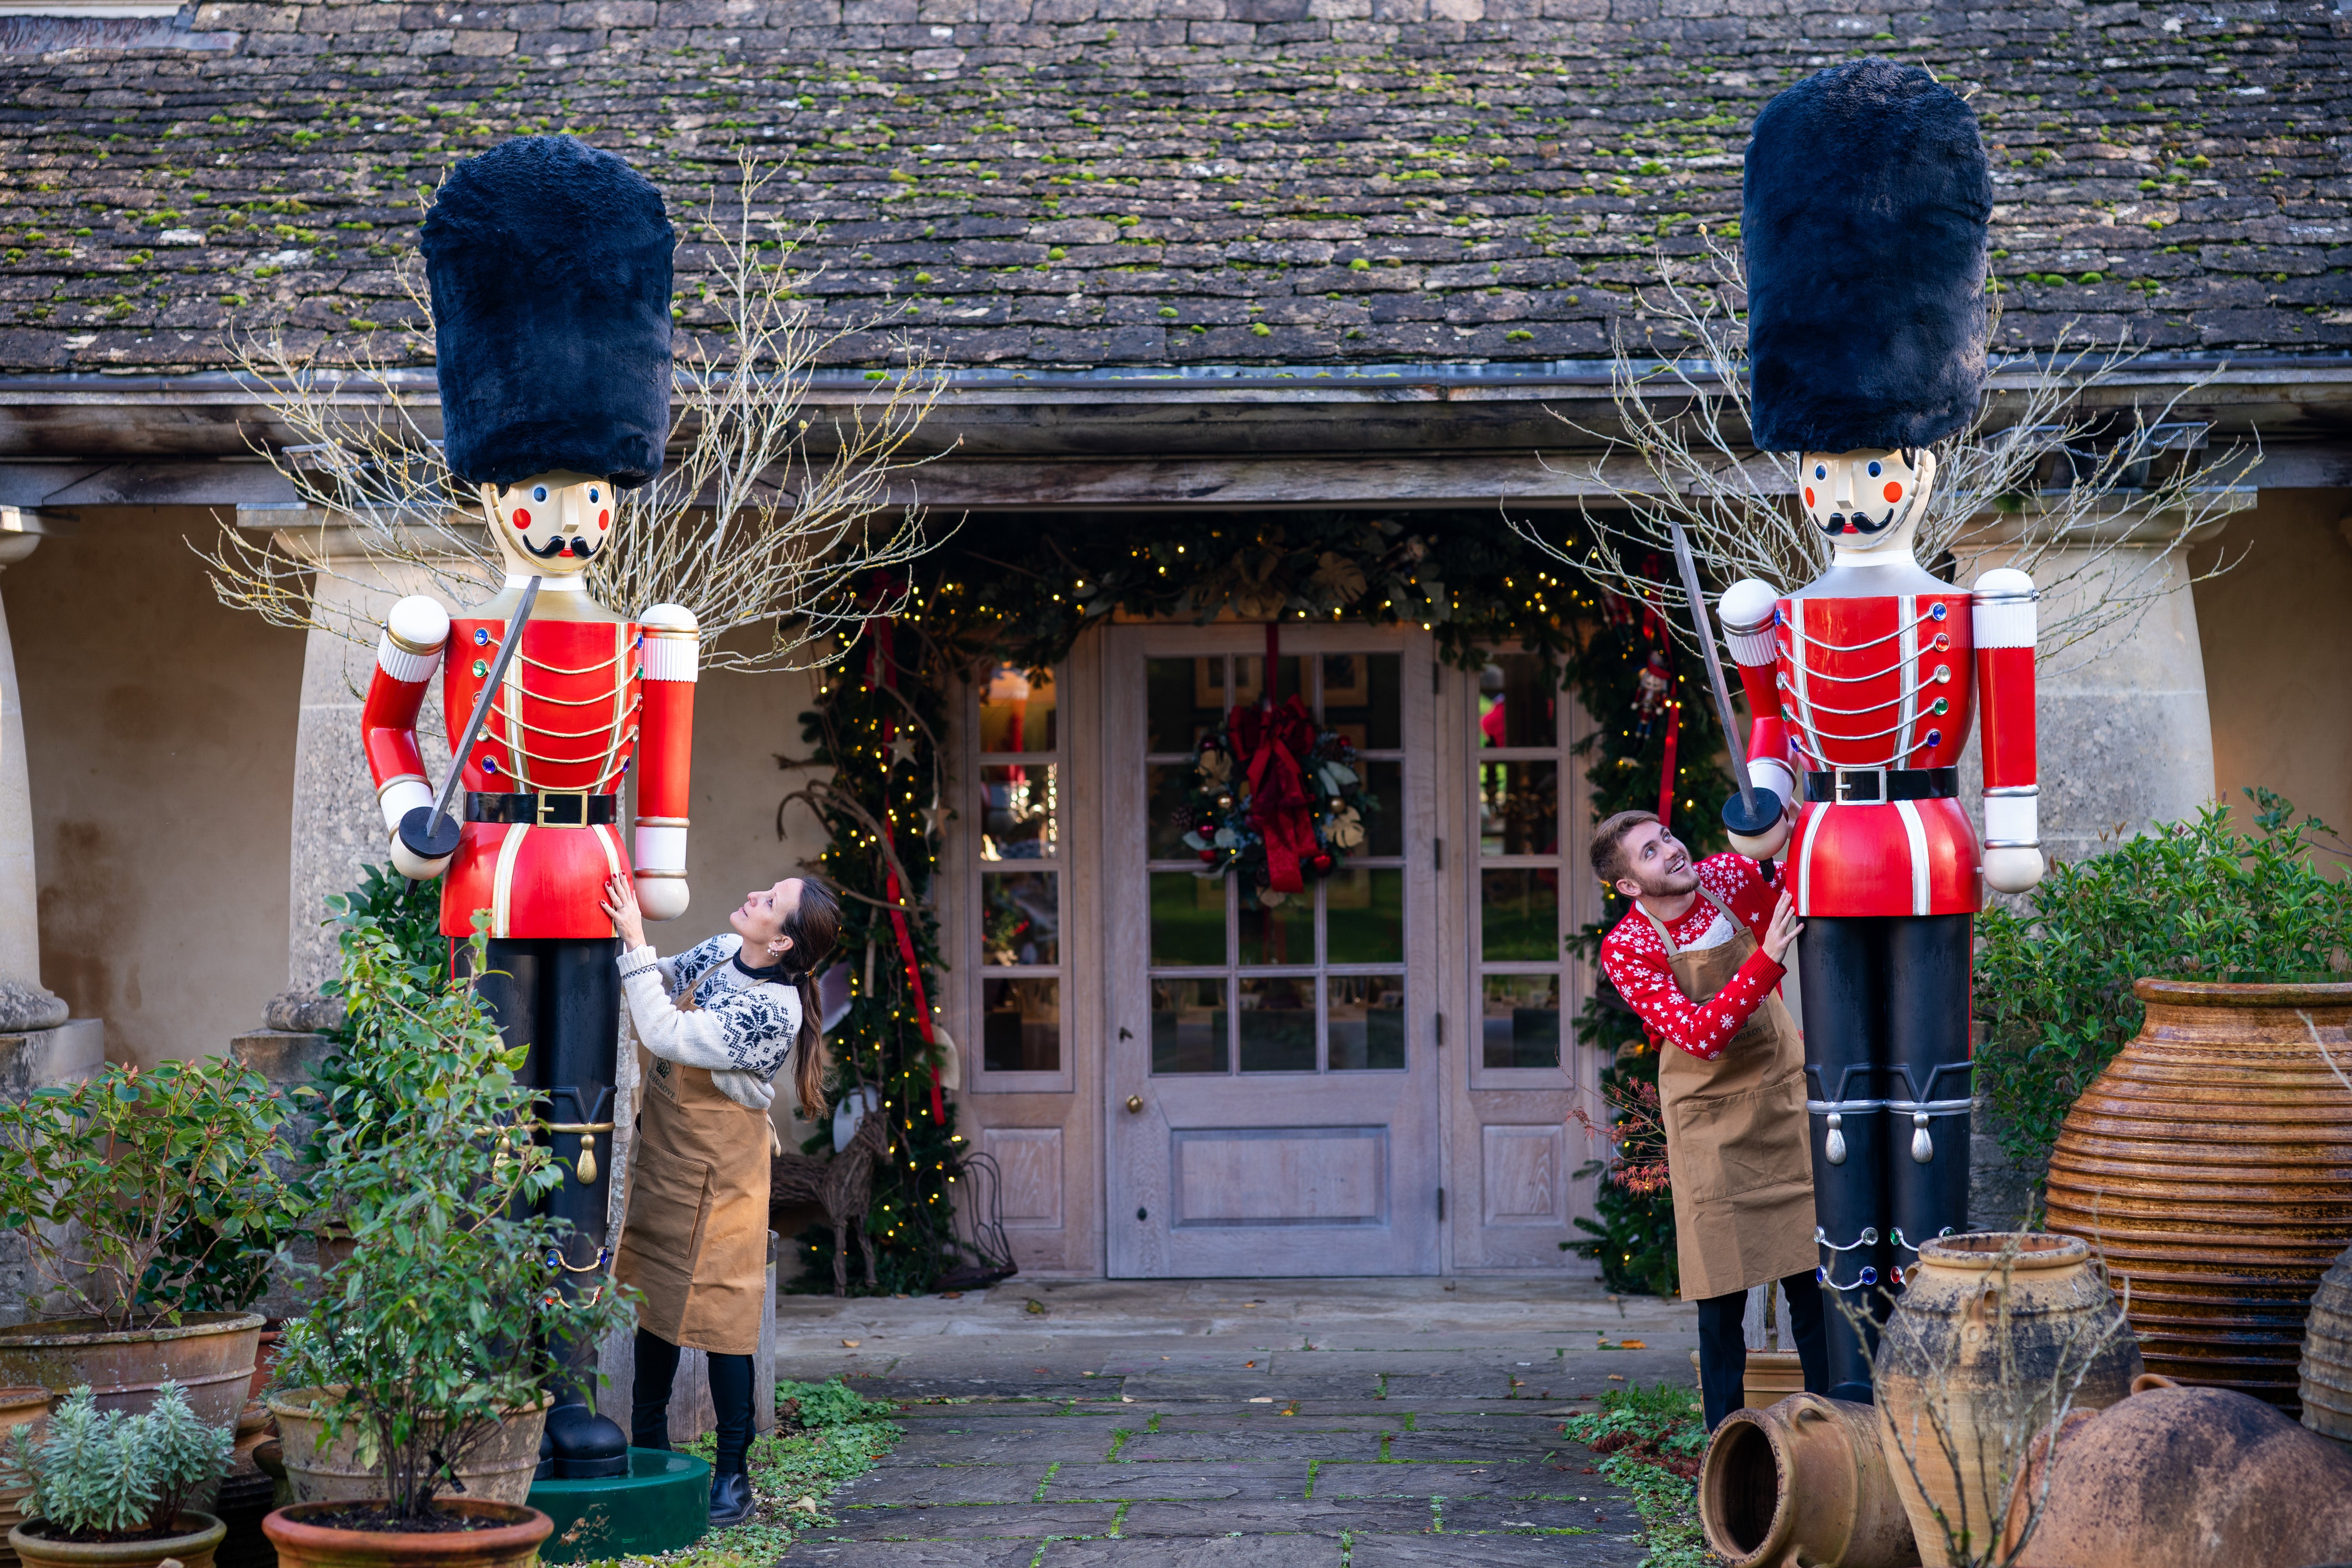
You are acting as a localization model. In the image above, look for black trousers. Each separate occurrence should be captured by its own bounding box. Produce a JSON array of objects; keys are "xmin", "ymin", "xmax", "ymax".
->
[
  {"xmin": 1697, "ymin": 1271, "xmax": 1829, "ymax": 1431},
  {"xmin": 632, "ymin": 1328, "xmax": 756, "ymax": 1474},
  {"xmin": 1797, "ymin": 914, "xmax": 1974, "ymax": 1400},
  {"xmin": 464, "ymin": 937, "xmax": 621, "ymax": 1401}
]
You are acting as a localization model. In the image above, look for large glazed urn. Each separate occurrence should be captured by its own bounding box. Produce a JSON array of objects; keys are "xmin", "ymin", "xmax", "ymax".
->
[{"xmin": 2044, "ymin": 978, "xmax": 2352, "ymax": 1411}]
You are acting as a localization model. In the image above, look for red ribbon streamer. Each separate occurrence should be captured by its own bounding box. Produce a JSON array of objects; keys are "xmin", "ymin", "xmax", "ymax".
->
[
  {"xmin": 1656, "ymin": 696, "xmax": 1680, "ymax": 828},
  {"xmin": 1229, "ymin": 694, "xmax": 1319, "ymax": 895},
  {"xmin": 863, "ymin": 604, "xmax": 946, "ymax": 1126}
]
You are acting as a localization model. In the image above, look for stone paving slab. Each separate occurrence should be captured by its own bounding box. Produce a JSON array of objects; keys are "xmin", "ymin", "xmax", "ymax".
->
[{"xmin": 775, "ymin": 1279, "xmax": 1681, "ymax": 1568}]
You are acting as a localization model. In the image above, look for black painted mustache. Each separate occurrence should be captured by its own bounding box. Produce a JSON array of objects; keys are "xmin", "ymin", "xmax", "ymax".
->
[
  {"xmin": 1821, "ymin": 509, "xmax": 1896, "ymax": 536},
  {"xmin": 522, "ymin": 532, "xmax": 597, "ymax": 559}
]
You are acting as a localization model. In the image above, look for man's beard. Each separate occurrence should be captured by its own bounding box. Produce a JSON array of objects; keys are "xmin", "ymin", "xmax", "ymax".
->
[{"xmin": 1631, "ymin": 861, "xmax": 1699, "ymax": 900}]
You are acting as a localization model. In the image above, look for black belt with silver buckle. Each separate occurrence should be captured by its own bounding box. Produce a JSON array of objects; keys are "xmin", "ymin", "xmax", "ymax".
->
[
  {"xmin": 1803, "ymin": 767, "xmax": 1959, "ymax": 805},
  {"xmin": 465, "ymin": 791, "xmax": 619, "ymax": 827}
]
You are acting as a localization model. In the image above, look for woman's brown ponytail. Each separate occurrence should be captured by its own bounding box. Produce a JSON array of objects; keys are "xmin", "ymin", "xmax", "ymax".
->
[{"xmin": 780, "ymin": 877, "xmax": 843, "ymax": 1122}]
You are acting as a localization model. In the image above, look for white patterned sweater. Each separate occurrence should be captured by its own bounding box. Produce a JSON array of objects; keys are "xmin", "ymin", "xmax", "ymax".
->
[{"xmin": 617, "ymin": 933, "xmax": 803, "ymax": 1112}]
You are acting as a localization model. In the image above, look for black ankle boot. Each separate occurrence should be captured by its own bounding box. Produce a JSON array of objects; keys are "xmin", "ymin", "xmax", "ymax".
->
[{"xmin": 708, "ymin": 1470, "xmax": 755, "ymax": 1528}]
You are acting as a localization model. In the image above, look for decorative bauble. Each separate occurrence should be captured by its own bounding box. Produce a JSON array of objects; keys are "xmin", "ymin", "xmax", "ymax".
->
[
  {"xmin": 2044, "ymin": 979, "xmax": 2352, "ymax": 1412},
  {"xmin": 1308, "ymin": 853, "xmax": 1334, "ymax": 876}
]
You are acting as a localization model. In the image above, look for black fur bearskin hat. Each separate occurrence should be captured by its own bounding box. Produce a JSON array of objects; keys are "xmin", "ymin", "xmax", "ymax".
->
[
  {"xmin": 422, "ymin": 135, "xmax": 675, "ymax": 489},
  {"xmin": 1742, "ymin": 59, "xmax": 1992, "ymax": 454}
]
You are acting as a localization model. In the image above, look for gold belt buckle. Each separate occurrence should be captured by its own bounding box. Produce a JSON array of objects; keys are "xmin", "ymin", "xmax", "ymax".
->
[{"xmin": 535, "ymin": 790, "xmax": 590, "ymax": 827}]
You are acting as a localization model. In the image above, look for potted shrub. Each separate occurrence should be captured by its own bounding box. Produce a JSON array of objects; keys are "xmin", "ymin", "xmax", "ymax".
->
[
  {"xmin": 0, "ymin": 1055, "xmax": 303, "ymax": 1433},
  {"xmin": 260, "ymin": 921, "xmax": 633, "ymax": 1568},
  {"xmin": 3, "ymin": 1381, "xmax": 231, "ymax": 1568}
]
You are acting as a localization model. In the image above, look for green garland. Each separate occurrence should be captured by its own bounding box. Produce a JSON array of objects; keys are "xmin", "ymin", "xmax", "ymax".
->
[{"xmin": 791, "ymin": 510, "xmax": 1731, "ymax": 1296}]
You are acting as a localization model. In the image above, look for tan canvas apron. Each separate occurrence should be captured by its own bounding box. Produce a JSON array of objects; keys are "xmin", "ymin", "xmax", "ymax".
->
[
  {"xmin": 612, "ymin": 1004, "xmax": 773, "ymax": 1354},
  {"xmin": 1642, "ymin": 886, "xmax": 1818, "ymax": 1301}
]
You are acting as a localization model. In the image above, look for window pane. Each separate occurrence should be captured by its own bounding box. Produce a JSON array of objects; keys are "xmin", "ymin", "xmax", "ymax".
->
[
  {"xmin": 1481, "ymin": 868, "xmax": 1560, "ymax": 961},
  {"xmin": 1479, "ymin": 652, "xmax": 1558, "ymax": 749},
  {"xmin": 1237, "ymin": 976, "xmax": 1317, "ymax": 1073},
  {"xmin": 1151, "ymin": 872, "xmax": 1226, "ymax": 967},
  {"xmin": 982, "ymin": 977, "xmax": 1060, "ymax": 1072},
  {"xmin": 981, "ymin": 764, "xmax": 1056, "ymax": 861},
  {"xmin": 980, "ymin": 665, "xmax": 1056, "ymax": 753},
  {"xmin": 982, "ymin": 871, "xmax": 1058, "ymax": 966},
  {"xmin": 1152, "ymin": 977, "xmax": 1226, "ymax": 1074},
  {"xmin": 1482, "ymin": 973, "xmax": 1562, "ymax": 1069},
  {"xmin": 1479, "ymin": 760, "xmax": 1560, "ymax": 857},
  {"xmin": 1147, "ymin": 657, "xmax": 1226, "ymax": 754},
  {"xmin": 1327, "ymin": 867, "xmax": 1403, "ymax": 965},
  {"xmin": 1328, "ymin": 974, "xmax": 1406, "ymax": 1071},
  {"xmin": 1238, "ymin": 884, "xmax": 1313, "ymax": 967},
  {"xmin": 1321, "ymin": 653, "xmax": 1401, "ymax": 751},
  {"xmin": 1363, "ymin": 760, "xmax": 1403, "ymax": 858},
  {"xmin": 1233, "ymin": 654, "xmax": 1303, "ymax": 709},
  {"xmin": 1149, "ymin": 763, "xmax": 1208, "ymax": 862}
]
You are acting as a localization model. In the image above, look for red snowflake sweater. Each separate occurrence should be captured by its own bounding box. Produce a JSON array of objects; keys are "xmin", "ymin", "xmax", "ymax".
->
[{"xmin": 1599, "ymin": 852, "xmax": 1785, "ymax": 1062}]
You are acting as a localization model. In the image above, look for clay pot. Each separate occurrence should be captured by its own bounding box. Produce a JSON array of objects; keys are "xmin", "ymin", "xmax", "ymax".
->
[
  {"xmin": 248, "ymin": 1325, "xmax": 285, "ymax": 1403},
  {"xmin": 2301, "ymin": 1240, "xmax": 2352, "ymax": 1456},
  {"xmin": 0, "ymin": 1386, "xmax": 55, "ymax": 1568},
  {"xmin": 0, "ymin": 1315, "xmax": 262, "ymax": 1436},
  {"xmin": 2002, "ymin": 1375, "xmax": 2352, "ymax": 1568},
  {"xmin": 1874, "ymin": 1232, "xmax": 2143, "ymax": 1568},
  {"xmin": 264, "ymin": 1391, "xmax": 548, "ymax": 1508},
  {"xmin": 1699, "ymin": 1392, "xmax": 1916, "ymax": 1568},
  {"xmin": 262, "ymin": 1501, "xmax": 550, "ymax": 1568},
  {"xmin": 7, "ymin": 1513, "xmax": 225, "ymax": 1568},
  {"xmin": 2044, "ymin": 978, "xmax": 2352, "ymax": 1412},
  {"xmin": 1742, "ymin": 1350, "xmax": 1806, "ymax": 1412}
]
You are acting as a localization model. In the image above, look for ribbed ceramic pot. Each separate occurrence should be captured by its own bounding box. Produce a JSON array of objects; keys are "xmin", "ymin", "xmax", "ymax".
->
[
  {"xmin": 1698, "ymin": 1393, "xmax": 1915, "ymax": 1568},
  {"xmin": 2302, "ymin": 1240, "xmax": 2352, "ymax": 1455},
  {"xmin": 2044, "ymin": 978, "xmax": 2352, "ymax": 1412},
  {"xmin": 262, "ymin": 1501, "xmax": 549, "ymax": 1568},
  {"xmin": 1873, "ymin": 1232, "xmax": 2143, "ymax": 1568}
]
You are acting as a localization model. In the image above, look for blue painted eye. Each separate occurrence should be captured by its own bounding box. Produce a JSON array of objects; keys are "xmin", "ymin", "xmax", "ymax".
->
[
  {"xmin": 533, "ymin": 485, "xmax": 548, "ymax": 503},
  {"xmin": 1814, "ymin": 465, "xmax": 1826, "ymax": 479},
  {"xmin": 1868, "ymin": 461, "xmax": 1882, "ymax": 477},
  {"xmin": 588, "ymin": 488, "xmax": 600, "ymax": 502}
]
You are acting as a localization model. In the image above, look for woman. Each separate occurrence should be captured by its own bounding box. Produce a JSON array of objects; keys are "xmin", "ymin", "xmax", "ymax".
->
[{"xmin": 601, "ymin": 870, "xmax": 841, "ymax": 1527}]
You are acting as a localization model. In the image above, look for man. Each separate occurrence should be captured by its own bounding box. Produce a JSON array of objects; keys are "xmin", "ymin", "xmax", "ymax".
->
[{"xmin": 1593, "ymin": 808, "xmax": 1826, "ymax": 1429}]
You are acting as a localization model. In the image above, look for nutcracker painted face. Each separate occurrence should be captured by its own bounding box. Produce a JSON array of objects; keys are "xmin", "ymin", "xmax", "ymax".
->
[
  {"xmin": 479, "ymin": 472, "xmax": 614, "ymax": 578},
  {"xmin": 1799, "ymin": 448, "xmax": 1937, "ymax": 557}
]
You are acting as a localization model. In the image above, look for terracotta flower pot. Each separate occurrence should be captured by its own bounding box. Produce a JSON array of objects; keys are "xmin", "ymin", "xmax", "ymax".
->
[
  {"xmin": 0, "ymin": 1387, "xmax": 54, "ymax": 1568},
  {"xmin": 0, "ymin": 1315, "xmax": 262, "ymax": 1436},
  {"xmin": 1698, "ymin": 1392, "xmax": 1916, "ymax": 1568},
  {"xmin": 262, "ymin": 1501, "xmax": 550, "ymax": 1568},
  {"xmin": 2044, "ymin": 978, "xmax": 2352, "ymax": 1412},
  {"xmin": 2301, "ymin": 1240, "xmax": 2352, "ymax": 1457},
  {"xmin": 263, "ymin": 1391, "xmax": 548, "ymax": 1508},
  {"xmin": 1873, "ymin": 1232, "xmax": 2143, "ymax": 1568},
  {"xmin": 1741, "ymin": 1349, "xmax": 1806, "ymax": 1412},
  {"xmin": 7, "ymin": 1512, "xmax": 225, "ymax": 1568},
  {"xmin": 2001, "ymin": 1375, "xmax": 2352, "ymax": 1568}
]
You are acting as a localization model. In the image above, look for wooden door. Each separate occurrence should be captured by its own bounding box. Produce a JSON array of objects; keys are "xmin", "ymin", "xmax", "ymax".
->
[{"xmin": 1104, "ymin": 625, "xmax": 1440, "ymax": 1277}]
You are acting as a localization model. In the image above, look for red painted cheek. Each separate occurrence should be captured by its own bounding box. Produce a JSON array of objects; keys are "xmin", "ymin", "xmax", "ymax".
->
[
  {"xmin": 1884, "ymin": 482, "xmax": 1904, "ymax": 503},
  {"xmin": 511, "ymin": 508, "xmax": 531, "ymax": 529},
  {"xmin": 599, "ymin": 509, "xmax": 610, "ymax": 530},
  {"xmin": 1803, "ymin": 487, "xmax": 1815, "ymax": 507}
]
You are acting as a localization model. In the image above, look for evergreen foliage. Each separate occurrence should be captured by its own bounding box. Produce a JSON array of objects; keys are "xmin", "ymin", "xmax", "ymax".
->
[{"xmin": 7, "ymin": 1383, "xmax": 230, "ymax": 1539}]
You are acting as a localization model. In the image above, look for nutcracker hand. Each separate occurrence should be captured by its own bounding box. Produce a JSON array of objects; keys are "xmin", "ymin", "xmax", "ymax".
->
[
  {"xmin": 1983, "ymin": 844, "xmax": 2045, "ymax": 895},
  {"xmin": 1727, "ymin": 793, "xmax": 1797, "ymax": 862},
  {"xmin": 633, "ymin": 872, "xmax": 690, "ymax": 924},
  {"xmin": 389, "ymin": 807, "xmax": 456, "ymax": 882}
]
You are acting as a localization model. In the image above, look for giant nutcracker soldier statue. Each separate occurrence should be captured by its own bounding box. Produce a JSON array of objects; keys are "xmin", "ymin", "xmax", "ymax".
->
[
  {"xmin": 359, "ymin": 136, "xmax": 696, "ymax": 1475},
  {"xmin": 1715, "ymin": 61, "xmax": 2044, "ymax": 1399}
]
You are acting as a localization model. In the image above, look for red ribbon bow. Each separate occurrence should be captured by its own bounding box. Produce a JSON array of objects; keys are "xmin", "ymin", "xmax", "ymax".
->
[{"xmin": 1229, "ymin": 694, "xmax": 1319, "ymax": 895}]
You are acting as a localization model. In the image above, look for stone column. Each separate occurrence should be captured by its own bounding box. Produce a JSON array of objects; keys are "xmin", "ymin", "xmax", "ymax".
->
[{"xmin": 0, "ymin": 511, "xmax": 64, "ymax": 1034}]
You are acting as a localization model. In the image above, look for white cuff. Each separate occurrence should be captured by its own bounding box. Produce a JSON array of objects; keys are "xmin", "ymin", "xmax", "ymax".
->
[
  {"xmin": 633, "ymin": 823, "xmax": 688, "ymax": 872},
  {"xmin": 1749, "ymin": 758, "xmax": 1795, "ymax": 807},
  {"xmin": 617, "ymin": 944, "xmax": 661, "ymax": 981},
  {"xmin": 377, "ymin": 776, "xmax": 431, "ymax": 834},
  {"xmin": 1972, "ymin": 569, "xmax": 2037, "ymax": 650},
  {"xmin": 1984, "ymin": 788, "xmax": 2039, "ymax": 847}
]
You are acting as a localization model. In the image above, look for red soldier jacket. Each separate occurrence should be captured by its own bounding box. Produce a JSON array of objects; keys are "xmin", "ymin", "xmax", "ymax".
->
[
  {"xmin": 1720, "ymin": 568, "xmax": 2036, "ymax": 918},
  {"xmin": 360, "ymin": 585, "xmax": 699, "ymax": 938}
]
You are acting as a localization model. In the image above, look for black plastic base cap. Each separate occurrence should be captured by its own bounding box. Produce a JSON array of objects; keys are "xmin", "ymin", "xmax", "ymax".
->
[
  {"xmin": 398, "ymin": 804, "xmax": 463, "ymax": 861},
  {"xmin": 1722, "ymin": 790, "xmax": 1783, "ymax": 839},
  {"xmin": 547, "ymin": 1403, "xmax": 630, "ymax": 1481},
  {"xmin": 708, "ymin": 1471, "xmax": 755, "ymax": 1529}
]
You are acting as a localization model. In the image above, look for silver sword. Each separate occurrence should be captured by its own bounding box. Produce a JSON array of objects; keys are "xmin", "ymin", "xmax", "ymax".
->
[{"xmin": 1664, "ymin": 520, "xmax": 1768, "ymax": 831}]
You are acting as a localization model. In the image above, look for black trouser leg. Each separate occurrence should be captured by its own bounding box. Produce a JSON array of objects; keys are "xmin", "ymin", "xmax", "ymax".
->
[
  {"xmin": 1886, "ymin": 915, "xmax": 1974, "ymax": 1272},
  {"xmin": 1696, "ymin": 1289, "xmax": 1750, "ymax": 1432},
  {"xmin": 1780, "ymin": 1270, "xmax": 1830, "ymax": 1397},
  {"xmin": 709, "ymin": 1353, "xmax": 756, "ymax": 1475},
  {"xmin": 632, "ymin": 1328, "xmax": 682, "ymax": 1451},
  {"xmin": 1798, "ymin": 916, "xmax": 1892, "ymax": 1401}
]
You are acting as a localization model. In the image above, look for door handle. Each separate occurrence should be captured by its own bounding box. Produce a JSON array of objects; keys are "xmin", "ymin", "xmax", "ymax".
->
[
  {"xmin": 1118, "ymin": 1027, "xmax": 1134, "ymax": 1041},
  {"xmin": 1125, "ymin": 1095, "xmax": 1144, "ymax": 1114}
]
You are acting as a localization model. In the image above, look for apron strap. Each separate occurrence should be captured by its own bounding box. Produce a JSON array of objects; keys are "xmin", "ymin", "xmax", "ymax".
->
[{"xmin": 1636, "ymin": 884, "xmax": 1737, "ymax": 958}]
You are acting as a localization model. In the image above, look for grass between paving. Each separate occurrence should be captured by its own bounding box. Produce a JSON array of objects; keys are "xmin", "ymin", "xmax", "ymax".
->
[
  {"xmin": 1559, "ymin": 1381, "xmax": 1710, "ymax": 1568},
  {"xmin": 594, "ymin": 1379, "xmax": 902, "ymax": 1568}
]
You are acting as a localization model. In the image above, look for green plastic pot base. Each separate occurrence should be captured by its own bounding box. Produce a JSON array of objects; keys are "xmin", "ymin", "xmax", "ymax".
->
[{"xmin": 528, "ymin": 1447, "xmax": 711, "ymax": 1563}]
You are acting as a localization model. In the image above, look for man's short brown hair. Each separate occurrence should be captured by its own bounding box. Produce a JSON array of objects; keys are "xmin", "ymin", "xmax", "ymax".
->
[{"xmin": 1591, "ymin": 809, "xmax": 1662, "ymax": 886}]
